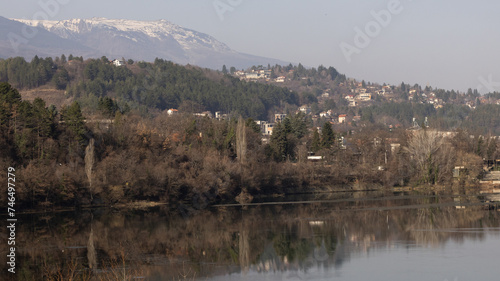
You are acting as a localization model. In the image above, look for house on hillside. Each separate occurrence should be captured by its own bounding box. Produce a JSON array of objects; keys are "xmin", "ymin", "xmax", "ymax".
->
[
  {"xmin": 338, "ymin": 114, "xmax": 347, "ymax": 123},
  {"xmin": 264, "ymin": 123, "xmax": 274, "ymax": 135},
  {"xmin": 215, "ymin": 111, "xmax": 228, "ymax": 120},
  {"xmin": 194, "ymin": 111, "xmax": 213, "ymax": 118},
  {"xmin": 357, "ymin": 93, "xmax": 372, "ymax": 101},
  {"xmin": 274, "ymin": 113, "xmax": 287, "ymax": 122},
  {"xmin": 112, "ymin": 59, "xmax": 125, "ymax": 67},
  {"xmin": 245, "ymin": 73, "xmax": 260, "ymax": 80},
  {"xmin": 299, "ymin": 106, "xmax": 311, "ymax": 115},
  {"xmin": 167, "ymin": 108, "xmax": 178, "ymax": 115}
]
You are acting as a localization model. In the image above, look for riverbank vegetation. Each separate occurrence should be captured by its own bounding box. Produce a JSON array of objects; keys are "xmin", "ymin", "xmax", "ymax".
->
[
  {"xmin": 1, "ymin": 55, "xmax": 499, "ymax": 209},
  {"xmin": 0, "ymin": 80, "xmax": 497, "ymax": 209}
]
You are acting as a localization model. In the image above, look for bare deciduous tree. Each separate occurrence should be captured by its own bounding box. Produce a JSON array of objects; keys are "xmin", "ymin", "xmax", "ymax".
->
[
  {"xmin": 85, "ymin": 138, "xmax": 95, "ymax": 201},
  {"xmin": 236, "ymin": 116, "xmax": 247, "ymax": 165},
  {"xmin": 405, "ymin": 130, "xmax": 451, "ymax": 184}
]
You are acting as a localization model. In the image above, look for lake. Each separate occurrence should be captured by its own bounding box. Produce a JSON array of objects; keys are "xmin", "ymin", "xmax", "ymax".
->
[{"xmin": 2, "ymin": 190, "xmax": 499, "ymax": 281}]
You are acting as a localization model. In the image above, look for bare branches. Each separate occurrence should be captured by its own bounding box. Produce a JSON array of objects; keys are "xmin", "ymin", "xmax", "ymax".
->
[
  {"xmin": 236, "ymin": 116, "xmax": 247, "ymax": 165},
  {"xmin": 85, "ymin": 138, "xmax": 95, "ymax": 201},
  {"xmin": 405, "ymin": 130, "xmax": 453, "ymax": 184}
]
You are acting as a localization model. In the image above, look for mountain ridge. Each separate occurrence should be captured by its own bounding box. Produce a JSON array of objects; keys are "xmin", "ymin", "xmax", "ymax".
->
[{"xmin": 1, "ymin": 17, "xmax": 290, "ymax": 69}]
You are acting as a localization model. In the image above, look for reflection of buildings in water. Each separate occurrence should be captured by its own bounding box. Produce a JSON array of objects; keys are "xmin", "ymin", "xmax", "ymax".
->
[
  {"xmin": 249, "ymin": 238, "xmax": 334, "ymax": 274},
  {"xmin": 252, "ymin": 243, "xmax": 281, "ymax": 272},
  {"xmin": 480, "ymin": 189, "xmax": 500, "ymax": 210},
  {"xmin": 484, "ymin": 193, "xmax": 500, "ymax": 203},
  {"xmin": 348, "ymin": 233, "xmax": 376, "ymax": 252}
]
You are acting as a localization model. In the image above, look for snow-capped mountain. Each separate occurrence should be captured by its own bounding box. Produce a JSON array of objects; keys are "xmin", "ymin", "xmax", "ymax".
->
[
  {"xmin": 1, "ymin": 17, "xmax": 289, "ymax": 69},
  {"xmin": 0, "ymin": 16, "xmax": 96, "ymax": 59}
]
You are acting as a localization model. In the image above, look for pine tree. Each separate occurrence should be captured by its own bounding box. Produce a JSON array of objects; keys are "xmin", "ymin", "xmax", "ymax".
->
[
  {"xmin": 311, "ymin": 128, "xmax": 321, "ymax": 152},
  {"xmin": 271, "ymin": 122, "xmax": 288, "ymax": 162},
  {"xmin": 61, "ymin": 101, "xmax": 86, "ymax": 145},
  {"xmin": 321, "ymin": 122, "xmax": 335, "ymax": 149}
]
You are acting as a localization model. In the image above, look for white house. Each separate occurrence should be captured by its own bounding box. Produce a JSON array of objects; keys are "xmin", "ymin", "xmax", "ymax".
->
[
  {"xmin": 264, "ymin": 123, "xmax": 274, "ymax": 135},
  {"xmin": 299, "ymin": 106, "xmax": 311, "ymax": 115},
  {"xmin": 193, "ymin": 111, "xmax": 213, "ymax": 118},
  {"xmin": 112, "ymin": 59, "xmax": 125, "ymax": 67},
  {"xmin": 275, "ymin": 76, "xmax": 286, "ymax": 83},
  {"xmin": 245, "ymin": 73, "xmax": 260, "ymax": 80},
  {"xmin": 167, "ymin": 108, "xmax": 178, "ymax": 115},
  {"xmin": 357, "ymin": 93, "xmax": 372, "ymax": 101}
]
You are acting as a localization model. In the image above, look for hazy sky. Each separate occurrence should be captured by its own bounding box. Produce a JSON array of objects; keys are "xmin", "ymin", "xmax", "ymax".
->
[{"xmin": 3, "ymin": 0, "xmax": 500, "ymax": 93}]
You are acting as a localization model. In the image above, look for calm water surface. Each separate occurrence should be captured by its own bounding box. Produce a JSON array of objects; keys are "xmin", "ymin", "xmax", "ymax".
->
[{"xmin": 2, "ymin": 191, "xmax": 499, "ymax": 280}]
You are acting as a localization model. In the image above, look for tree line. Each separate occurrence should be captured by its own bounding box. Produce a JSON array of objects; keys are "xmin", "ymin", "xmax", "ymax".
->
[{"xmin": 2, "ymin": 81, "xmax": 499, "ymax": 210}]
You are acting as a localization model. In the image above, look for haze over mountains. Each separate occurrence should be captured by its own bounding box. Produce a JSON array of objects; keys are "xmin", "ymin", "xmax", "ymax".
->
[{"xmin": 0, "ymin": 16, "xmax": 289, "ymax": 69}]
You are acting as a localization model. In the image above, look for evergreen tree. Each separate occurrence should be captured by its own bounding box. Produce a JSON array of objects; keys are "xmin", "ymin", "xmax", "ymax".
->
[
  {"xmin": 311, "ymin": 128, "xmax": 321, "ymax": 152},
  {"xmin": 328, "ymin": 66, "xmax": 338, "ymax": 80},
  {"xmin": 61, "ymin": 101, "xmax": 86, "ymax": 145},
  {"xmin": 290, "ymin": 112, "xmax": 307, "ymax": 139},
  {"xmin": 0, "ymin": 82, "xmax": 22, "ymax": 128},
  {"xmin": 476, "ymin": 136, "xmax": 484, "ymax": 157},
  {"xmin": 31, "ymin": 98, "xmax": 54, "ymax": 158},
  {"xmin": 321, "ymin": 122, "xmax": 335, "ymax": 148},
  {"xmin": 486, "ymin": 138, "xmax": 497, "ymax": 160},
  {"xmin": 271, "ymin": 122, "xmax": 289, "ymax": 162},
  {"xmin": 53, "ymin": 67, "xmax": 70, "ymax": 90}
]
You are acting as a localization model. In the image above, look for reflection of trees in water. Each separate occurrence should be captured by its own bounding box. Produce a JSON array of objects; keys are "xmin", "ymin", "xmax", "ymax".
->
[
  {"xmin": 239, "ymin": 220, "xmax": 250, "ymax": 273},
  {"xmin": 4, "ymin": 194, "xmax": 500, "ymax": 279},
  {"xmin": 87, "ymin": 225, "xmax": 97, "ymax": 271}
]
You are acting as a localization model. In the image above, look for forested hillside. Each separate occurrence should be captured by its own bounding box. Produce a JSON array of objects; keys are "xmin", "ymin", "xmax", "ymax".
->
[
  {"xmin": 2, "ymin": 55, "xmax": 500, "ymax": 134},
  {"xmin": 0, "ymin": 56, "xmax": 299, "ymax": 120}
]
